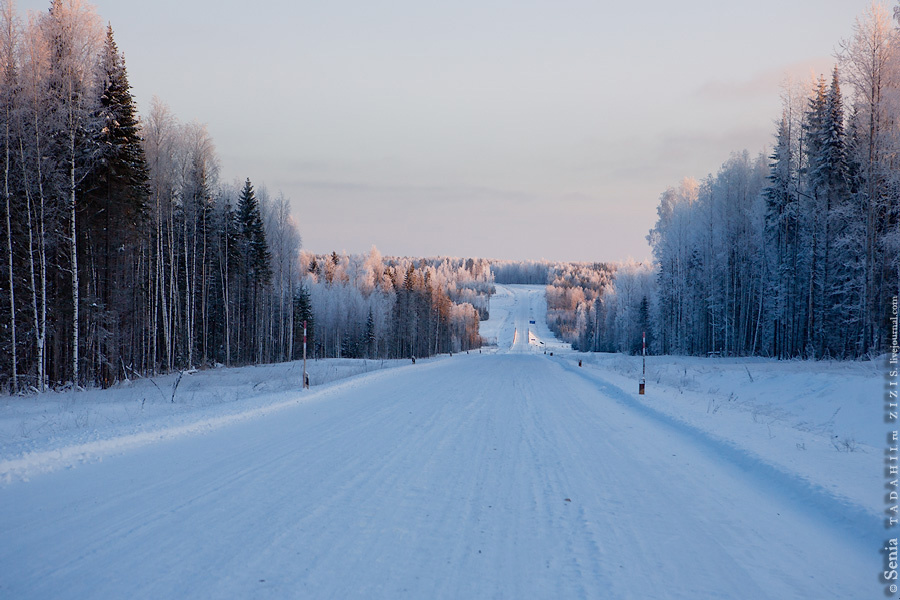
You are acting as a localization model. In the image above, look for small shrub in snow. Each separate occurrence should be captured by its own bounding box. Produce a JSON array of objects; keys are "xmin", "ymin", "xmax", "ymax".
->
[{"xmin": 831, "ymin": 436, "xmax": 859, "ymax": 453}]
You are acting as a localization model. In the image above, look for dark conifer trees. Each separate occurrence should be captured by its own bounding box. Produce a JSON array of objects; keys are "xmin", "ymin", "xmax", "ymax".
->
[
  {"xmin": 765, "ymin": 114, "xmax": 798, "ymax": 358},
  {"xmin": 292, "ymin": 284, "xmax": 313, "ymax": 360},
  {"xmin": 80, "ymin": 25, "xmax": 149, "ymax": 385},
  {"xmin": 235, "ymin": 178, "xmax": 271, "ymax": 363},
  {"xmin": 0, "ymin": 2, "xmax": 304, "ymax": 392},
  {"xmin": 364, "ymin": 308, "xmax": 376, "ymax": 358},
  {"xmin": 237, "ymin": 178, "xmax": 270, "ymax": 287}
]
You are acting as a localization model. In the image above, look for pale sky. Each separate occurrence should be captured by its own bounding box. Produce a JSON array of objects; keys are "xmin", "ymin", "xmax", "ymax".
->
[{"xmin": 19, "ymin": 0, "xmax": 881, "ymax": 261}]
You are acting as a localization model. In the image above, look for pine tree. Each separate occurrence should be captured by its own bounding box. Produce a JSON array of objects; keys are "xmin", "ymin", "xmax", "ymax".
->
[
  {"xmin": 819, "ymin": 68, "xmax": 854, "ymax": 355},
  {"xmin": 636, "ymin": 296, "xmax": 651, "ymax": 355},
  {"xmin": 237, "ymin": 178, "xmax": 271, "ymax": 286},
  {"xmin": 799, "ymin": 68, "xmax": 854, "ymax": 356},
  {"xmin": 92, "ymin": 26, "xmax": 149, "ymax": 211},
  {"xmin": 364, "ymin": 308, "xmax": 376, "ymax": 358},
  {"xmin": 800, "ymin": 77, "xmax": 828, "ymax": 356},
  {"xmin": 80, "ymin": 24, "xmax": 149, "ymax": 385},
  {"xmin": 765, "ymin": 113, "xmax": 800, "ymax": 358},
  {"xmin": 293, "ymin": 283, "xmax": 313, "ymax": 359},
  {"xmin": 814, "ymin": 68, "xmax": 848, "ymax": 195},
  {"xmin": 234, "ymin": 178, "xmax": 270, "ymax": 362}
]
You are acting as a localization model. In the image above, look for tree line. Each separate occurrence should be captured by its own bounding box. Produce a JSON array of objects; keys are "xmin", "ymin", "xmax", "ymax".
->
[
  {"xmin": 489, "ymin": 259, "xmax": 653, "ymax": 355},
  {"xmin": 0, "ymin": 0, "xmax": 302, "ymax": 392},
  {"xmin": 0, "ymin": 0, "xmax": 492, "ymax": 394},
  {"xmin": 499, "ymin": 2, "xmax": 898, "ymax": 360},
  {"xmin": 298, "ymin": 250, "xmax": 490, "ymax": 360},
  {"xmin": 647, "ymin": 3, "xmax": 900, "ymax": 359}
]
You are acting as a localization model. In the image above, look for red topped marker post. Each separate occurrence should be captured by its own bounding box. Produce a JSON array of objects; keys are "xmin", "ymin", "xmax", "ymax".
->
[
  {"xmin": 303, "ymin": 320, "xmax": 309, "ymax": 389},
  {"xmin": 639, "ymin": 331, "xmax": 646, "ymax": 395}
]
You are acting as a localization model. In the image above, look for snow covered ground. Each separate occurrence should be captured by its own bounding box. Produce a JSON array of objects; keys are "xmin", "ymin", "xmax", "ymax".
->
[
  {"xmin": 0, "ymin": 357, "xmax": 420, "ymax": 482},
  {"xmin": 565, "ymin": 351, "xmax": 881, "ymax": 515},
  {"xmin": 0, "ymin": 284, "xmax": 882, "ymax": 598}
]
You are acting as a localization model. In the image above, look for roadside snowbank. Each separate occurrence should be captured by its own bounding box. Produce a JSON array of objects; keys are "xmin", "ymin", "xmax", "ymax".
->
[
  {"xmin": 556, "ymin": 351, "xmax": 881, "ymax": 517},
  {"xmin": 0, "ymin": 357, "xmax": 424, "ymax": 482}
]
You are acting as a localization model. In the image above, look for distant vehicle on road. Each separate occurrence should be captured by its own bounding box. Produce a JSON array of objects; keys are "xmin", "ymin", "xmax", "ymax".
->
[{"xmin": 529, "ymin": 320, "xmax": 535, "ymax": 324}]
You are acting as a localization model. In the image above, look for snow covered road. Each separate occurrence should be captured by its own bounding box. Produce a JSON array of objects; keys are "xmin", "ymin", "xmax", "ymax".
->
[{"xmin": 0, "ymin": 286, "xmax": 876, "ymax": 598}]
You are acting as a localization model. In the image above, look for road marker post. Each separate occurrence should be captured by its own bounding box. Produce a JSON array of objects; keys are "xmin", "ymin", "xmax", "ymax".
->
[
  {"xmin": 639, "ymin": 331, "xmax": 646, "ymax": 395},
  {"xmin": 303, "ymin": 320, "xmax": 309, "ymax": 389}
]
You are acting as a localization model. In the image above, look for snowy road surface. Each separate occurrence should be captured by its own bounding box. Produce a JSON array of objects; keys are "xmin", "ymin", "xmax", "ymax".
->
[{"xmin": 1, "ymin": 285, "xmax": 875, "ymax": 598}]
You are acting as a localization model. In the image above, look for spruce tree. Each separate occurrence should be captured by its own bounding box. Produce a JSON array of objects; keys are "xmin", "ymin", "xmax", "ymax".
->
[
  {"xmin": 364, "ymin": 308, "xmax": 376, "ymax": 358},
  {"xmin": 812, "ymin": 68, "xmax": 848, "ymax": 203},
  {"xmin": 92, "ymin": 25, "xmax": 150, "ymax": 215},
  {"xmin": 237, "ymin": 178, "xmax": 271, "ymax": 286},
  {"xmin": 234, "ymin": 178, "xmax": 268, "ymax": 362},
  {"xmin": 765, "ymin": 114, "xmax": 797, "ymax": 358},
  {"xmin": 636, "ymin": 296, "xmax": 651, "ymax": 355},
  {"xmin": 817, "ymin": 68, "xmax": 862, "ymax": 355},
  {"xmin": 80, "ymin": 24, "xmax": 149, "ymax": 384},
  {"xmin": 800, "ymin": 77, "xmax": 828, "ymax": 356},
  {"xmin": 293, "ymin": 284, "xmax": 313, "ymax": 359}
]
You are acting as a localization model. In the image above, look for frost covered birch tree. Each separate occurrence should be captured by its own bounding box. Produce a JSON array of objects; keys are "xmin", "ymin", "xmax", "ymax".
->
[
  {"xmin": 1, "ymin": 0, "xmax": 17, "ymax": 392},
  {"xmin": 0, "ymin": 1, "xmax": 308, "ymax": 392},
  {"xmin": 839, "ymin": 2, "xmax": 900, "ymax": 349},
  {"xmin": 44, "ymin": 0, "xmax": 102, "ymax": 385}
]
